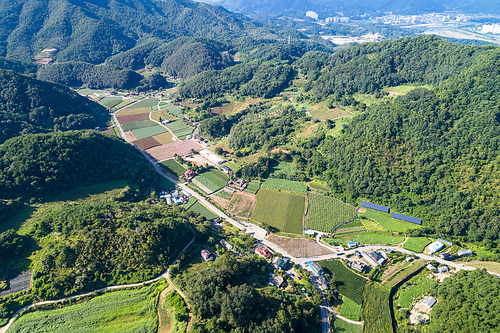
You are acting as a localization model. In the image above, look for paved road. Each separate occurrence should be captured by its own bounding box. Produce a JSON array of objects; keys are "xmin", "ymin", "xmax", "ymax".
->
[{"xmin": 0, "ymin": 226, "xmax": 196, "ymax": 333}]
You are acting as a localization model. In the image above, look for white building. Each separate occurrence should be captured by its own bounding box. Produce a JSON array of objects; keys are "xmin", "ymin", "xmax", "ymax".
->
[
  {"xmin": 199, "ymin": 149, "xmax": 226, "ymax": 165},
  {"xmin": 427, "ymin": 241, "xmax": 444, "ymax": 255}
]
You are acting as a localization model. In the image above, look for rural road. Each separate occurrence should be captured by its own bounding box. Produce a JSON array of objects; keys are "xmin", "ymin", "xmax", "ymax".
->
[{"xmin": 0, "ymin": 226, "xmax": 196, "ymax": 333}]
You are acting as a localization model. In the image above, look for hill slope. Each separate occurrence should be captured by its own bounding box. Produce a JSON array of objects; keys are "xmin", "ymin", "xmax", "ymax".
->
[{"xmin": 0, "ymin": 69, "xmax": 106, "ymax": 143}]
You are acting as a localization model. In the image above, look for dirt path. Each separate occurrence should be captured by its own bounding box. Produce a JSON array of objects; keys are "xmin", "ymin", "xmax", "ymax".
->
[{"xmin": 157, "ymin": 285, "xmax": 173, "ymax": 333}]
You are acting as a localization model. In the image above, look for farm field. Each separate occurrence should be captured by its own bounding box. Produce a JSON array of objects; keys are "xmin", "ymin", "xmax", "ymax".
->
[
  {"xmin": 116, "ymin": 113, "xmax": 150, "ymax": 124},
  {"xmin": 152, "ymin": 132, "xmax": 174, "ymax": 145},
  {"xmin": 243, "ymin": 180, "xmax": 260, "ymax": 194},
  {"xmin": 8, "ymin": 281, "xmax": 166, "ymax": 333},
  {"xmin": 226, "ymin": 192, "xmax": 255, "ymax": 218},
  {"xmin": 335, "ymin": 219, "xmax": 366, "ymax": 232},
  {"xmin": 339, "ymin": 296, "xmax": 362, "ymax": 321},
  {"xmin": 112, "ymin": 100, "xmax": 134, "ymax": 110},
  {"xmin": 308, "ymin": 180, "xmax": 329, "ymax": 192},
  {"xmin": 100, "ymin": 97, "xmax": 123, "ymax": 109},
  {"xmin": 261, "ymin": 178, "xmax": 307, "ymax": 195},
  {"xmin": 157, "ymin": 176, "xmax": 176, "ymax": 191},
  {"xmin": 403, "ymin": 237, "xmax": 432, "ymax": 253},
  {"xmin": 132, "ymin": 98, "xmax": 159, "ymax": 108},
  {"xmin": 251, "ymin": 188, "xmax": 305, "ymax": 234},
  {"xmin": 193, "ymin": 168, "xmax": 228, "ymax": 193},
  {"xmin": 164, "ymin": 121, "xmax": 193, "ymax": 139},
  {"xmin": 118, "ymin": 107, "xmax": 151, "ymax": 116},
  {"xmin": 359, "ymin": 209, "xmax": 421, "ymax": 233},
  {"xmin": 396, "ymin": 275, "xmax": 436, "ymax": 308},
  {"xmin": 188, "ymin": 201, "xmax": 217, "ymax": 220},
  {"xmin": 305, "ymin": 193, "xmax": 357, "ymax": 233},
  {"xmin": 132, "ymin": 136, "xmax": 161, "ymax": 150},
  {"xmin": 320, "ymin": 260, "xmax": 367, "ymax": 305},
  {"xmin": 362, "ymin": 283, "xmax": 392, "ymax": 333},
  {"xmin": 384, "ymin": 262, "xmax": 425, "ymax": 289},
  {"xmin": 213, "ymin": 189, "xmax": 232, "ymax": 201},
  {"xmin": 340, "ymin": 232, "xmax": 404, "ymax": 246},
  {"xmin": 267, "ymin": 235, "xmax": 332, "ymax": 257},
  {"xmin": 77, "ymin": 89, "xmax": 103, "ymax": 96},
  {"xmin": 467, "ymin": 261, "xmax": 500, "ymax": 274},
  {"xmin": 121, "ymin": 120, "xmax": 157, "ymax": 132},
  {"xmin": 151, "ymin": 110, "xmax": 178, "ymax": 122},
  {"xmin": 270, "ymin": 161, "xmax": 298, "ymax": 177},
  {"xmin": 332, "ymin": 318, "xmax": 363, "ymax": 333},
  {"xmin": 165, "ymin": 105, "xmax": 183, "ymax": 117},
  {"xmin": 146, "ymin": 140, "xmax": 201, "ymax": 162},
  {"xmin": 159, "ymin": 159, "xmax": 187, "ymax": 178},
  {"xmin": 132, "ymin": 125, "xmax": 169, "ymax": 140}
]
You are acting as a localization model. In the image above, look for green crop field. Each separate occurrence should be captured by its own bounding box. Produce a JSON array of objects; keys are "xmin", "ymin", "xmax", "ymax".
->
[
  {"xmin": 243, "ymin": 180, "xmax": 260, "ymax": 194},
  {"xmin": 308, "ymin": 180, "xmax": 330, "ymax": 192},
  {"xmin": 320, "ymin": 260, "xmax": 367, "ymax": 304},
  {"xmin": 112, "ymin": 100, "xmax": 135, "ymax": 110},
  {"xmin": 157, "ymin": 176, "xmax": 176, "ymax": 190},
  {"xmin": 77, "ymin": 89, "xmax": 103, "ymax": 96},
  {"xmin": 397, "ymin": 275, "xmax": 436, "ymax": 308},
  {"xmin": 8, "ymin": 281, "xmax": 166, "ymax": 333},
  {"xmin": 251, "ymin": 188, "xmax": 305, "ymax": 234},
  {"xmin": 340, "ymin": 296, "xmax": 362, "ymax": 321},
  {"xmin": 261, "ymin": 178, "xmax": 307, "ymax": 195},
  {"xmin": 340, "ymin": 232, "xmax": 404, "ymax": 246},
  {"xmin": 132, "ymin": 98, "xmax": 159, "ymax": 107},
  {"xmin": 332, "ymin": 318, "xmax": 363, "ymax": 333},
  {"xmin": 100, "ymin": 97, "xmax": 122, "ymax": 108},
  {"xmin": 359, "ymin": 209, "xmax": 422, "ymax": 233},
  {"xmin": 160, "ymin": 159, "xmax": 187, "ymax": 177},
  {"xmin": 166, "ymin": 105, "xmax": 183, "ymax": 116},
  {"xmin": 131, "ymin": 126, "xmax": 168, "ymax": 140},
  {"xmin": 214, "ymin": 190, "xmax": 232, "ymax": 200},
  {"xmin": 188, "ymin": 201, "xmax": 217, "ymax": 220},
  {"xmin": 121, "ymin": 120, "xmax": 157, "ymax": 132},
  {"xmin": 384, "ymin": 262, "xmax": 425, "ymax": 289},
  {"xmin": 335, "ymin": 219, "xmax": 365, "ymax": 231},
  {"xmin": 164, "ymin": 121, "xmax": 193, "ymax": 138},
  {"xmin": 362, "ymin": 282, "xmax": 392, "ymax": 333},
  {"xmin": 305, "ymin": 193, "xmax": 357, "ymax": 233},
  {"xmin": 403, "ymin": 237, "xmax": 432, "ymax": 253},
  {"xmin": 193, "ymin": 169, "xmax": 228, "ymax": 193}
]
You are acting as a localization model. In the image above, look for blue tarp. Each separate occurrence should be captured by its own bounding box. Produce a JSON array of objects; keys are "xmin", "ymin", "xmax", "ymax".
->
[
  {"xmin": 361, "ymin": 201, "xmax": 390, "ymax": 213},
  {"xmin": 391, "ymin": 212, "xmax": 422, "ymax": 225}
]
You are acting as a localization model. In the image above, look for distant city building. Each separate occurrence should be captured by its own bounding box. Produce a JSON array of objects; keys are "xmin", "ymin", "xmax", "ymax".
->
[{"xmin": 481, "ymin": 24, "xmax": 500, "ymax": 34}]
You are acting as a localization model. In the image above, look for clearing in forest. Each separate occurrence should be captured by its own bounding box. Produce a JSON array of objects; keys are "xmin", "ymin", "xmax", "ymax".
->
[{"xmin": 251, "ymin": 188, "xmax": 305, "ymax": 234}]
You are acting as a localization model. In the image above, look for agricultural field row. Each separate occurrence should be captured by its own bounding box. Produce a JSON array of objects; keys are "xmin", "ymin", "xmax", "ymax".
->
[
  {"xmin": 320, "ymin": 260, "xmax": 367, "ymax": 305},
  {"xmin": 164, "ymin": 120, "xmax": 193, "ymax": 139},
  {"xmin": 8, "ymin": 281, "xmax": 166, "ymax": 333},
  {"xmin": 359, "ymin": 209, "xmax": 422, "ymax": 233},
  {"xmin": 132, "ymin": 125, "xmax": 169, "ymax": 141},
  {"xmin": 339, "ymin": 296, "xmax": 362, "ymax": 321},
  {"xmin": 251, "ymin": 188, "xmax": 305, "ymax": 234},
  {"xmin": 384, "ymin": 262, "xmax": 426, "ymax": 289},
  {"xmin": 214, "ymin": 190, "xmax": 232, "ymax": 201},
  {"xmin": 332, "ymin": 318, "xmax": 363, "ymax": 333},
  {"xmin": 261, "ymin": 178, "xmax": 307, "ymax": 195},
  {"xmin": 340, "ymin": 232, "xmax": 404, "ymax": 246},
  {"xmin": 396, "ymin": 274, "xmax": 436, "ymax": 308},
  {"xmin": 362, "ymin": 283, "xmax": 392, "ymax": 333},
  {"xmin": 243, "ymin": 180, "xmax": 260, "ymax": 194},
  {"xmin": 188, "ymin": 201, "xmax": 218, "ymax": 220},
  {"xmin": 159, "ymin": 159, "xmax": 187, "ymax": 178},
  {"xmin": 193, "ymin": 169, "xmax": 228, "ymax": 193},
  {"xmin": 305, "ymin": 192, "xmax": 357, "ymax": 233},
  {"xmin": 121, "ymin": 120, "xmax": 157, "ymax": 132}
]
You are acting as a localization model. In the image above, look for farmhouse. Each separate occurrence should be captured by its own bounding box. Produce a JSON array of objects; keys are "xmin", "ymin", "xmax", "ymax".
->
[
  {"xmin": 347, "ymin": 241, "xmax": 358, "ymax": 249},
  {"xmin": 201, "ymin": 249, "xmax": 214, "ymax": 262},
  {"xmin": 369, "ymin": 251, "xmax": 386, "ymax": 265},
  {"xmin": 359, "ymin": 251, "xmax": 380, "ymax": 267},
  {"xmin": 272, "ymin": 257, "xmax": 289, "ymax": 270},
  {"xmin": 221, "ymin": 165, "xmax": 232, "ymax": 174},
  {"xmin": 438, "ymin": 253, "xmax": 452, "ymax": 260},
  {"xmin": 255, "ymin": 246, "xmax": 272, "ymax": 259},
  {"xmin": 306, "ymin": 261, "xmax": 324, "ymax": 275},
  {"xmin": 269, "ymin": 274, "xmax": 285, "ymax": 288},
  {"xmin": 184, "ymin": 170, "xmax": 196, "ymax": 179},
  {"xmin": 437, "ymin": 266, "xmax": 449, "ymax": 273},
  {"xmin": 199, "ymin": 149, "xmax": 226, "ymax": 165},
  {"xmin": 428, "ymin": 241, "xmax": 445, "ymax": 255},
  {"xmin": 228, "ymin": 179, "xmax": 247, "ymax": 191},
  {"xmin": 318, "ymin": 275, "xmax": 329, "ymax": 289},
  {"xmin": 426, "ymin": 264, "xmax": 437, "ymax": 272},
  {"xmin": 347, "ymin": 260, "xmax": 368, "ymax": 273}
]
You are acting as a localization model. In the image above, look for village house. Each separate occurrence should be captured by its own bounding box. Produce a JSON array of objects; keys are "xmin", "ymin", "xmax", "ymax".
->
[
  {"xmin": 255, "ymin": 246, "xmax": 272, "ymax": 259},
  {"xmin": 201, "ymin": 249, "xmax": 214, "ymax": 262}
]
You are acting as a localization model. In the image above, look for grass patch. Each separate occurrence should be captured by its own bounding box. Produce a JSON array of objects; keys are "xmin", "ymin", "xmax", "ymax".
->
[
  {"xmin": 159, "ymin": 160, "xmax": 187, "ymax": 178},
  {"xmin": 214, "ymin": 190, "xmax": 232, "ymax": 201},
  {"xmin": 270, "ymin": 161, "xmax": 298, "ymax": 177},
  {"xmin": 332, "ymin": 318, "xmax": 363, "ymax": 333},
  {"xmin": 305, "ymin": 193, "xmax": 357, "ymax": 233},
  {"xmin": 251, "ymin": 188, "xmax": 305, "ymax": 234},
  {"xmin": 320, "ymin": 260, "xmax": 367, "ymax": 305},
  {"xmin": 132, "ymin": 98, "xmax": 159, "ymax": 107},
  {"xmin": 157, "ymin": 176, "xmax": 176, "ymax": 191},
  {"xmin": 308, "ymin": 180, "xmax": 330, "ymax": 192},
  {"xmin": 121, "ymin": 120, "xmax": 157, "ymax": 132},
  {"xmin": 335, "ymin": 219, "xmax": 365, "ymax": 231},
  {"xmin": 131, "ymin": 125, "xmax": 168, "ymax": 140},
  {"xmin": 339, "ymin": 296, "xmax": 362, "ymax": 321},
  {"xmin": 261, "ymin": 178, "xmax": 307, "ymax": 195},
  {"xmin": 359, "ymin": 209, "xmax": 421, "ymax": 233},
  {"xmin": 188, "ymin": 201, "xmax": 217, "ymax": 220},
  {"xmin": 340, "ymin": 232, "xmax": 404, "ymax": 246},
  {"xmin": 396, "ymin": 275, "xmax": 436, "ymax": 308},
  {"xmin": 466, "ymin": 261, "xmax": 500, "ymax": 274},
  {"xmin": 77, "ymin": 89, "xmax": 103, "ymax": 96},
  {"xmin": 403, "ymin": 237, "xmax": 432, "ymax": 253},
  {"xmin": 8, "ymin": 281, "xmax": 166, "ymax": 333},
  {"xmin": 362, "ymin": 282, "xmax": 392, "ymax": 333},
  {"xmin": 225, "ymin": 161, "xmax": 240, "ymax": 173}
]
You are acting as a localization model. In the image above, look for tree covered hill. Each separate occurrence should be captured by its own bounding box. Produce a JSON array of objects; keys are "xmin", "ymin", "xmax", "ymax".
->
[
  {"xmin": 0, "ymin": 69, "xmax": 106, "ymax": 143},
  {"xmin": 0, "ymin": 130, "xmax": 155, "ymax": 200}
]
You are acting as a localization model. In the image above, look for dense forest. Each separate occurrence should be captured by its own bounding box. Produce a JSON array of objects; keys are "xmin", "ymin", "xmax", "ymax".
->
[
  {"xmin": 429, "ymin": 269, "xmax": 500, "ymax": 332},
  {"xmin": 175, "ymin": 254, "xmax": 320, "ymax": 332},
  {"xmin": 0, "ymin": 130, "xmax": 155, "ymax": 200},
  {"xmin": 0, "ymin": 70, "xmax": 105, "ymax": 143},
  {"xmin": 30, "ymin": 200, "xmax": 193, "ymax": 299}
]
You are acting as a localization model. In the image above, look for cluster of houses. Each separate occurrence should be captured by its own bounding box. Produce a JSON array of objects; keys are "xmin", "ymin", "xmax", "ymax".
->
[
  {"xmin": 426, "ymin": 263, "xmax": 450, "ymax": 274},
  {"xmin": 306, "ymin": 261, "xmax": 330, "ymax": 289},
  {"xmin": 357, "ymin": 250, "xmax": 387, "ymax": 267},
  {"xmin": 159, "ymin": 188, "xmax": 190, "ymax": 205}
]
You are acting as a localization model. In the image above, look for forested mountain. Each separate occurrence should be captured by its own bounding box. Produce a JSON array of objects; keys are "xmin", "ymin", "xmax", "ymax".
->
[
  {"xmin": 0, "ymin": 69, "xmax": 105, "ymax": 143},
  {"xmin": 0, "ymin": 130, "xmax": 155, "ymax": 200}
]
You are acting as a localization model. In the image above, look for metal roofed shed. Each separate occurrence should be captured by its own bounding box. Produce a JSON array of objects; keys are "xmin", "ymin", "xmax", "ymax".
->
[
  {"xmin": 306, "ymin": 261, "xmax": 324, "ymax": 275},
  {"xmin": 457, "ymin": 249, "xmax": 473, "ymax": 256},
  {"xmin": 437, "ymin": 238, "xmax": 453, "ymax": 246},
  {"xmin": 347, "ymin": 241, "xmax": 358, "ymax": 248},
  {"xmin": 391, "ymin": 212, "xmax": 422, "ymax": 225},
  {"xmin": 422, "ymin": 296, "xmax": 437, "ymax": 309},
  {"xmin": 427, "ymin": 241, "xmax": 445, "ymax": 255},
  {"xmin": 360, "ymin": 201, "xmax": 389, "ymax": 213}
]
